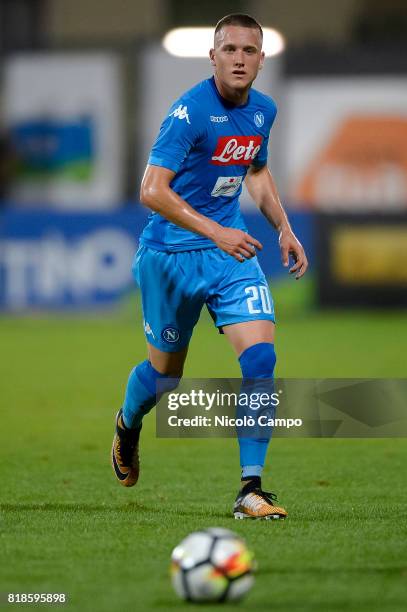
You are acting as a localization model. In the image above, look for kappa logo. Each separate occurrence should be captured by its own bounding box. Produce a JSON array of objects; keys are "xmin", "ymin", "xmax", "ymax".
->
[
  {"xmin": 210, "ymin": 115, "xmax": 229, "ymax": 123},
  {"xmin": 169, "ymin": 104, "xmax": 191, "ymax": 124},
  {"xmin": 161, "ymin": 326, "xmax": 180, "ymax": 343},
  {"xmin": 144, "ymin": 320, "xmax": 155, "ymax": 339},
  {"xmin": 211, "ymin": 136, "xmax": 262, "ymax": 165}
]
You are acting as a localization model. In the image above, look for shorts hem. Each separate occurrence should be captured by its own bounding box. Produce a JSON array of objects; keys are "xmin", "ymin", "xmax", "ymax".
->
[
  {"xmin": 217, "ymin": 315, "xmax": 276, "ymax": 330},
  {"xmin": 145, "ymin": 337, "xmax": 191, "ymax": 353}
]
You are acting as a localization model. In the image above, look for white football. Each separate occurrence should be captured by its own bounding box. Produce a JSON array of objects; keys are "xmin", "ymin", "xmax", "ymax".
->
[{"xmin": 170, "ymin": 527, "xmax": 255, "ymax": 603}]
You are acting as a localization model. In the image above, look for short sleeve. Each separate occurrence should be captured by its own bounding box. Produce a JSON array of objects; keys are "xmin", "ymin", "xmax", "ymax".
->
[
  {"xmin": 251, "ymin": 102, "xmax": 277, "ymax": 168},
  {"xmin": 148, "ymin": 99, "xmax": 205, "ymax": 174}
]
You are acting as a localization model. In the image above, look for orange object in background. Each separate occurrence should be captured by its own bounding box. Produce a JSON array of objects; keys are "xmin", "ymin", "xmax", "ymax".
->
[{"xmin": 295, "ymin": 116, "xmax": 407, "ymax": 210}]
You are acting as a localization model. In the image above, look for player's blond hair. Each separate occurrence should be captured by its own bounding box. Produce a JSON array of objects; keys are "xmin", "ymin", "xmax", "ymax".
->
[{"xmin": 214, "ymin": 13, "xmax": 263, "ymax": 43}]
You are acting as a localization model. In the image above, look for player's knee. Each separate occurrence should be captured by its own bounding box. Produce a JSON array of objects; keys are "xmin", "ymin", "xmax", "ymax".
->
[
  {"xmin": 238, "ymin": 342, "xmax": 276, "ymax": 378},
  {"xmin": 153, "ymin": 363, "xmax": 184, "ymax": 383},
  {"xmin": 159, "ymin": 372, "xmax": 182, "ymax": 392},
  {"xmin": 149, "ymin": 349, "xmax": 186, "ymax": 380},
  {"xmin": 136, "ymin": 360, "xmax": 182, "ymax": 394},
  {"xmin": 163, "ymin": 365, "xmax": 184, "ymax": 380}
]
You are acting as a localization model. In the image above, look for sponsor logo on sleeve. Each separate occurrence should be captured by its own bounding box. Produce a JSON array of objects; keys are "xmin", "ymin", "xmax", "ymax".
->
[
  {"xmin": 169, "ymin": 104, "xmax": 191, "ymax": 124},
  {"xmin": 211, "ymin": 176, "xmax": 243, "ymax": 197},
  {"xmin": 211, "ymin": 136, "xmax": 262, "ymax": 165}
]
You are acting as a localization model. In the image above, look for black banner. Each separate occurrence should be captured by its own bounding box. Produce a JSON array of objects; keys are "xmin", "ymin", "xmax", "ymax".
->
[
  {"xmin": 156, "ymin": 378, "xmax": 407, "ymax": 438},
  {"xmin": 316, "ymin": 212, "xmax": 407, "ymax": 307}
]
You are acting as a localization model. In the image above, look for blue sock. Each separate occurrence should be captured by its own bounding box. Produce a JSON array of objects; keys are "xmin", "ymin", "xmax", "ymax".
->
[
  {"xmin": 122, "ymin": 360, "xmax": 179, "ymax": 429},
  {"xmin": 238, "ymin": 343, "xmax": 276, "ymax": 479}
]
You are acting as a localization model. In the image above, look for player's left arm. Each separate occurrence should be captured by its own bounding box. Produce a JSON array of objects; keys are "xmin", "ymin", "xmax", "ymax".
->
[{"xmin": 245, "ymin": 164, "xmax": 308, "ymax": 279}]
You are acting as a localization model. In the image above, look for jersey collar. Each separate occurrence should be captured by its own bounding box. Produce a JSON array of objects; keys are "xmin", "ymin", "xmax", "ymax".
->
[{"xmin": 209, "ymin": 76, "xmax": 251, "ymax": 109}]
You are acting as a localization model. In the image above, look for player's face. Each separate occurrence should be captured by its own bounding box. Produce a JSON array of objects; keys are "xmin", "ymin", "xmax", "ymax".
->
[{"xmin": 210, "ymin": 26, "xmax": 264, "ymax": 93}]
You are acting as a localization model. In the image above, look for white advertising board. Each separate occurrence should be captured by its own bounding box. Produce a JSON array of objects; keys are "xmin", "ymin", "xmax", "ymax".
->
[
  {"xmin": 4, "ymin": 53, "xmax": 124, "ymax": 209},
  {"xmin": 285, "ymin": 78, "xmax": 407, "ymax": 210}
]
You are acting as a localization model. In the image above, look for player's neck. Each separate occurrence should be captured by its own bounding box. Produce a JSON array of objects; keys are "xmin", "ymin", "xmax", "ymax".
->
[{"xmin": 213, "ymin": 74, "xmax": 250, "ymax": 106}]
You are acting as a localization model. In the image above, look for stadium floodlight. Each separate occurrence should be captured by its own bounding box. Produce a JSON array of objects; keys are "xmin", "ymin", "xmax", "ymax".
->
[{"xmin": 162, "ymin": 27, "xmax": 285, "ymax": 58}]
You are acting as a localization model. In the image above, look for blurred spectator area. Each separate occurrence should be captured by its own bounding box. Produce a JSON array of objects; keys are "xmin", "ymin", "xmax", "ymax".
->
[
  {"xmin": 0, "ymin": 130, "xmax": 15, "ymax": 201},
  {"xmin": 0, "ymin": 0, "xmax": 406, "ymax": 203},
  {"xmin": 0, "ymin": 0, "xmax": 406, "ymax": 311}
]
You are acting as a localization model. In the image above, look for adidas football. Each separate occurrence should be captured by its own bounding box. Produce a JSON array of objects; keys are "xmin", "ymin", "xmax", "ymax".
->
[{"xmin": 170, "ymin": 527, "xmax": 255, "ymax": 603}]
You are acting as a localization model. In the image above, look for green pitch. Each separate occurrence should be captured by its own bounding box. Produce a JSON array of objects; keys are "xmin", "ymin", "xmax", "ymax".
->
[{"xmin": 1, "ymin": 280, "xmax": 406, "ymax": 611}]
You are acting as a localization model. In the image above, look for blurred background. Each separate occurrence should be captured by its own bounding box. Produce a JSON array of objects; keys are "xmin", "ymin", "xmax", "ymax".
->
[
  {"xmin": 1, "ymin": 7, "xmax": 405, "ymax": 608},
  {"xmin": 0, "ymin": 0, "xmax": 406, "ymax": 321}
]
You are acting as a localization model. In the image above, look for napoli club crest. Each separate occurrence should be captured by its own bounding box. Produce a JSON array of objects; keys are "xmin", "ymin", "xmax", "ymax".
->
[
  {"xmin": 161, "ymin": 326, "xmax": 180, "ymax": 343},
  {"xmin": 254, "ymin": 111, "xmax": 264, "ymax": 128}
]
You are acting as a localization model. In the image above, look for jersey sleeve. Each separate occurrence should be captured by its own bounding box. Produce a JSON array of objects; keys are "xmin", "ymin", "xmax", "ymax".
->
[
  {"xmin": 148, "ymin": 98, "xmax": 205, "ymax": 174},
  {"xmin": 251, "ymin": 102, "xmax": 277, "ymax": 168}
]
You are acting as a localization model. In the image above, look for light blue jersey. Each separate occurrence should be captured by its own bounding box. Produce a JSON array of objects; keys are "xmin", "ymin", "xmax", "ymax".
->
[
  {"xmin": 140, "ymin": 77, "xmax": 277, "ymax": 251},
  {"xmin": 136, "ymin": 77, "xmax": 277, "ymax": 351}
]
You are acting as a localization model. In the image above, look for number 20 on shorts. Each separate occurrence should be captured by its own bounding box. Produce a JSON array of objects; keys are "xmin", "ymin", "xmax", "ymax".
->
[{"xmin": 245, "ymin": 285, "xmax": 273, "ymax": 314}]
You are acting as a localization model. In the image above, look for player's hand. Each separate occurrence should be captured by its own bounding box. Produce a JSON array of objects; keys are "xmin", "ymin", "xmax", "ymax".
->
[
  {"xmin": 213, "ymin": 227, "xmax": 263, "ymax": 262},
  {"xmin": 279, "ymin": 227, "xmax": 308, "ymax": 279}
]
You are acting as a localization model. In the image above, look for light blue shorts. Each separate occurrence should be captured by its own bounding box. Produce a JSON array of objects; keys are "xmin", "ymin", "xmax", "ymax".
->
[{"xmin": 133, "ymin": 245, "xmax": 275, "ymax": 352}]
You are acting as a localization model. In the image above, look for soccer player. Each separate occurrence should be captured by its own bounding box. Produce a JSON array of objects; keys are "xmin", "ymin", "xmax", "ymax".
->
[{"xmin": 112, "ymin": 13, "xmax": 308, "ymax": 519}]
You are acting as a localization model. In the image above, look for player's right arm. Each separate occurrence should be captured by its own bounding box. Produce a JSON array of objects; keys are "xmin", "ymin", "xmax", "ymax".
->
[{"xmin": 140, "ymin": 164, "xmax": 262, "ymax": 262}]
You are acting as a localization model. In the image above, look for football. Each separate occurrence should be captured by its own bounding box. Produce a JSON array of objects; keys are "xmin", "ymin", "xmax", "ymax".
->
[{"xmin": 170, "ymin": 527, "xmax": 255, "ymax": 603}]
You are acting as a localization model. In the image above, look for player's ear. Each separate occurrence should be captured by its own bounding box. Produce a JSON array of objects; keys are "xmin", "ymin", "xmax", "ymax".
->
[
  {"xmin": 209, "ymin": 49, "xmax": 216, "ymax": 66},
  {"xmin": 259, "ymin": 50, "xmax": 265, "ymax": 70}
]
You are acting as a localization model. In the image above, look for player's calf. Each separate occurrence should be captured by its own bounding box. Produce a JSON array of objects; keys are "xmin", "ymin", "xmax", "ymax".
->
[
  {"xmin": 112, "ymin": 359, "xmax": 180, "ymax": 487},
  {"xmin": 238, "ymin": 342, "xmax": 276, "ymax": 482},
  {"xmin": 234, "ymin": 342, "xmax": 285, "ymax": 517},
  {"xmin": 122, "ymin": 359, "xmax": 181, "ymax": 429}
]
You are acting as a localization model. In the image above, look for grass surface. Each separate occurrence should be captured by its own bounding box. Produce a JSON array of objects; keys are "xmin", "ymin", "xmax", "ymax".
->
[{"xmin": 1, "ymin": 281, "xmax": 406, "ymax": 611}]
